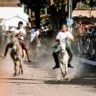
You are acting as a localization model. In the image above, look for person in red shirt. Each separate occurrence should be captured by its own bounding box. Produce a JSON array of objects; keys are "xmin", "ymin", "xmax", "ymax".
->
[{"xmin": 78, "ymin": 21, "xmax": 84, "ymax": 34}]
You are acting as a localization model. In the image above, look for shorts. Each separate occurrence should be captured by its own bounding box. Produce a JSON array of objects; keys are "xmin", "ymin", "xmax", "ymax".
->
[{"xmin": 19, "ymin": 40, "xmax": 27, "ymax": 50}]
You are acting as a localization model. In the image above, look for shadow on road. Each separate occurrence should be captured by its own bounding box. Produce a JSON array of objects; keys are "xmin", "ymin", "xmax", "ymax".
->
[{"xmin": 44, "ymin": 77, "xmax": 96, "ymax": 89}]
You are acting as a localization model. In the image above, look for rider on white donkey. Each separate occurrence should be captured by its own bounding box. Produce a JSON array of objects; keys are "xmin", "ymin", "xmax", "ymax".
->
[{"xmin": 53, "ymin": 24, "xmax": 75, "ymax": 69}]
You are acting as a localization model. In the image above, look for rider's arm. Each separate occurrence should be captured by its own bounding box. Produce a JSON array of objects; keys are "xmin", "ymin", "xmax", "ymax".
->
[
  {"xmin": 56, "ymin": 32, "xmax": 61, "ymax": 42},
  {"xmin": 67, "ymin": 37, "xmax": 75, "ymax": 42},
  {"xmin": 15, "ymin": 33, "xmax": 26, "ymax": 38},
  {"xmin": 20, "ymin": 33, "xmax": 26, "ymax": 37},
  {"xmin": 67, "ymin": 32, "xmax": 75, "ymax": 42},
  {"xmin": 20, "ymin": 29, "xmax": 26, "ymax": 38},
  {"xmin": 15, "ymin": 29, "xmax": 26, "ymax": 38}
]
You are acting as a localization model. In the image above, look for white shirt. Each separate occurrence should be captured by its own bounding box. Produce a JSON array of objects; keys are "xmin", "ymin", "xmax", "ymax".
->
[
  {"xmin": 30, "ymin": 30, "xmax": 40, "ymax": 42},
  {"xmin": 10, "ymin": 27, "xmax": 26, "ymax": 40},
  {"xmin": 56, "ymin": 31, "xmax": 74, "ymax": 43},
  {"xmin": 44, "ymin": 28, "xmax": 49, "ymax": 32}
]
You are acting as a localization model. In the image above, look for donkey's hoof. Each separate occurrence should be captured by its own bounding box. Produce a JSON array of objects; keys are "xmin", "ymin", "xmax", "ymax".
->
[
  {"xmin": 64, "ymin": 77, "xmax": 72, "ymax": 81},
  {"xmin": 18, "ymin": 72, "xmax": 20, "ymax": 75},
  {"xmin": 13, "ymin": 73, "xmax": 16, "ymax": 76},
  {"xmin": 21, "ymin": 72, "xmax": 23, "ymax": 75},
  {"xmin": 13, "ymin": 73, "xmax": 19, "ymax": 76}
]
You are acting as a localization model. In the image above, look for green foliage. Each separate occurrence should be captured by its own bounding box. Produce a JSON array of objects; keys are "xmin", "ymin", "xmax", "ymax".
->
[
  {"xmin": 53, "ymin": 0, "xmax": 65, "ymax": 9},
  {"xmin": 20, "ymin": 0, "xmax": 48, "ymax": 10},
  {"xmin": 82, "ymin": 0, "xmax": 96, "ymax": 8}
]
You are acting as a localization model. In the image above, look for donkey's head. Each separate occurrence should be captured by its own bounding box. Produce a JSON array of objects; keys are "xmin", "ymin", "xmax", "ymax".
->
[
  {"xmin": 7, "ymin": 31, "xmax": 14, "ymax": 42},
  {"xmin": 59, "ymin": 40, "xmax": 66, "ymax": 53},
  {"xmin": 7, "ymin": 31, "xmax": 14, "ymax": 38}
]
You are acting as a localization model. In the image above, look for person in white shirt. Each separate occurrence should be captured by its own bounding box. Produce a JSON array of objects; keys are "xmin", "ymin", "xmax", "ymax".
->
[
  {"xmin": 1, "ymin": 21, "xmax": 32, "ymax": 62},
  {"xmin": 30, "ymin": 28, "xmax": 39, "ymax": 42},
  {"xmin": 53, "ymin": 24, "xmax": 75, "ymax": 69},
  {"xmin": 29, "ymin": 28, "xmax": 42, "ymax": 49},
  {"xmin": 10, "ymin": 26, "xmax": 26, "ymax": 41}
]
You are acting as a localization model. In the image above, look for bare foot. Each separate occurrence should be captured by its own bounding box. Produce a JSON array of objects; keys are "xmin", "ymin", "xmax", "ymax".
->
[{"xmin": 28, "ymin": 60, "xmax": 32, "ymax": 62}]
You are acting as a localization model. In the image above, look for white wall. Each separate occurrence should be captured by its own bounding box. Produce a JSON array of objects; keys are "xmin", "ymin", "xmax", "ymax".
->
[
  {"xmin": 4, "ymin": 16, "xmax": 27, "ymax": 27},
  {"xmin": 0, "ymin": 6, "xmax": 28, "ymax": 31},
  {"xmin": 0, "ymin": 7, "xmax": 24, "ymax": 19}
]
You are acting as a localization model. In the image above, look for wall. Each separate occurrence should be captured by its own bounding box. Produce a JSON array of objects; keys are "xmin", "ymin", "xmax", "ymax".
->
[
  {"xmin": 72, "ymin": 10, "xmax": 96, "ymax": 17},
  {"xmin": 0, "ymin": 0, "xmax": 19, "ymax": 7},
  {"xmin": 0, "ymin": 7, "xmax": 24, "ymax": 19}
]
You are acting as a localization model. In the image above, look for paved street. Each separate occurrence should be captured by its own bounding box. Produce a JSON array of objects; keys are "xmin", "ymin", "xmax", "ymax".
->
[{"xmin": 0, "ymin": 36, "xmax": 96, "ymax": 96}]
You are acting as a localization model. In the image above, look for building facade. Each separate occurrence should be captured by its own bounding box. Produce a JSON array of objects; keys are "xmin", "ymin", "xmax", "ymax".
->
[
  {"xmin": 0, "ymin": 0, "xmax": 29, "ymax": 31},
  {"xmin": 0, "ymin": 0, "xmax": 20, "ymax": 7}
]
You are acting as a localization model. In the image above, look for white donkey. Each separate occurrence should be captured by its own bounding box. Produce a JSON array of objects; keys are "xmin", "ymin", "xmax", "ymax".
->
[
  {"xmin": 59, "ymin": 40, "xmax": 69, "ymax": 79},
  {"xmin": 8, "ymin": 31, "xmax": 24, "ymax": 76}
]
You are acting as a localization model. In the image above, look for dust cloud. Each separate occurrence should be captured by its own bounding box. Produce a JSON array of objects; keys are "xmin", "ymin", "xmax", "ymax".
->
[{"xmin": 35, "ymin": 39, "xmax": 86, "ymax": 80}]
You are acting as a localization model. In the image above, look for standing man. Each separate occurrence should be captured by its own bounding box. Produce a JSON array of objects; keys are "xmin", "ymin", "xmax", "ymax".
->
[
  {"xmin": 53, "ymin": 24, "xmax": 75, "ymax": 69},
  {"xmin": 78, "ymin": 21, "xmax": 84, "ymax": 34},
  {"xmin": 1, "ymin": 21, "xmax": 32, "ymax": 62}
]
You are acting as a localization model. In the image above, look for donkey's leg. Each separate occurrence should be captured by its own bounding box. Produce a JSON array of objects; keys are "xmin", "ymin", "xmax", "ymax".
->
[
  {"xmin": 15, "ymin": 61, "xmax": 19, "ymax": 76},
  {"xmin": 59, "ymin": 53, "xmax": 65, "ymax": 79},
  {"xmin": 20, "ymin": 60, "xmax": 23, "ymax": 75},
  {"xmin": 34, "ymin": 49, "xmax": 37, "ymax": 61},
  {"xmin": 18, "ymin": 61, "xmax": 21, "ymax": 75},
  {"xmin": 62, "ymin": 55, "xmax": 68, "ymax": 78},
  {"xmin": 65, "ymin": 61, "xmax": 68, "ymax": 76},
  {"xmin": 60, "ymin": 58, "xmax": 66, "ymax": 79},
  {"xmin": 64, "ymin": 59, "xmax": 72, "ymax": 81},
  {"xmin": 14, "ymin": 61, "xmax": 16, "ymax": 76},
  {"xmin": 60, "ymin": 63, "xmax": 65, "ymax": 79}
]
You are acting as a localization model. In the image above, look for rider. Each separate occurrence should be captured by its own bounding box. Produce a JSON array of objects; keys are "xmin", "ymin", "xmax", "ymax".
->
[
  {"xmin": 53, "ymin": 24, "xmax": 75, "ymax": 69},
  {"xmin": 0, "ymin": 21, "xmax": 32, "ymax": 62},
  {"xmin": 29, "ymin": 27, "xmax": 42, "ymax": 49}
]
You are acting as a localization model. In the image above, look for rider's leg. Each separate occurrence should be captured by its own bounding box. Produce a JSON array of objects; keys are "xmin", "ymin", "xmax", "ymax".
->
[
  {"xmin": 0, "ymin": 42, "xmax": 13, "ymax": 59},
  {"xmin": 52, "ymin": 51, "xmax": 60, "ymax": 69},
  {"xmin": 25, "ymin": 48, "xmax": 32, "ymax": 62},
  {"xmin": 66, "ymin": 44, "xmax": 73, "ymax": 68},
  {"xmin": 19, "ymin": 41, "xmax": 32, "ymax": 62}
]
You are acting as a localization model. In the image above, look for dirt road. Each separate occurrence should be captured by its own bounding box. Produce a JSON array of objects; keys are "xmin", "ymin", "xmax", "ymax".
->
[
  {"xmin": 0, "ymin": 54, "xmax": 96, "ymax": 96},
  {"xmin": 0, "ymin": 36, "xmax": 96, "ymax": 96}
]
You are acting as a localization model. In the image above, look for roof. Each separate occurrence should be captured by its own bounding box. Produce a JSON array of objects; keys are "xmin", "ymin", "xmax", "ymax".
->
[{"xmin": 3, "ymin": 13, "xmax": 28, "ymax": 27}]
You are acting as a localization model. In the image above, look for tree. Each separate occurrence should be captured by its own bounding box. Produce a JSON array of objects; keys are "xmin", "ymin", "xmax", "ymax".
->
[
  {"xmin": 19, "ymin": 0, "xmax": 48, "ymax": 28},
  {"xmin": 81, "ymin": 0, "xmax": 96, "ymax": 17},
  {"xmin": 49, "ymin": 0, "xmax": 96, "ymax": 28},
  {"xmin": 82, "ymin": 0, "xmax": 96, "ymax": 8},
  {"xmin": 20, "ymin": 0, "xmax": 96, "ymax": 28},
  {"xmin": 49, "ymin": 0, "xmax": 82, "ymax": 28}
]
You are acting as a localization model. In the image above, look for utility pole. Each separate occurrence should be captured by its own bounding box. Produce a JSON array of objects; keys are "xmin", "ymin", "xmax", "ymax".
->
[
  {"xmin": 69, "ymin": 0, "xmax": 72, "ymax": 20},
  {"xmin": 68, "ymin": 0, "xmax": 73, "ymax": 32},
  {"xmin": 69, "ymin": 0, "xmax": 72, "ymax": 19},
  {"xmin": 68, "ymin": 0, "xmax": 73, "ymax": 46}
]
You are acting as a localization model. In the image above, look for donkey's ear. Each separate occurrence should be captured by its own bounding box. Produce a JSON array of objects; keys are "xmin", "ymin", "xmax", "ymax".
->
[{"xmin": 7, "ymin": 31, "xmax": 13, "ymax": 37}]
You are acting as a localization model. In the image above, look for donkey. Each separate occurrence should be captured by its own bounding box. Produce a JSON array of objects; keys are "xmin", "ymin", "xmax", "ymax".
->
[
  {"xmin": 59, "ymin": 40, "xmax": 69, "ymax": 79},
  {"xmin": 8, "ymin": 31, "xmax": 24, "ymax": 76}
]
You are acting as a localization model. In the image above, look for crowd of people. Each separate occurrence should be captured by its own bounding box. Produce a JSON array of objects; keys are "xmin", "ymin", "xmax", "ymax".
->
[{"xmin": 73, "ymin": 20, "xmax": 96, "ymax": 61}]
